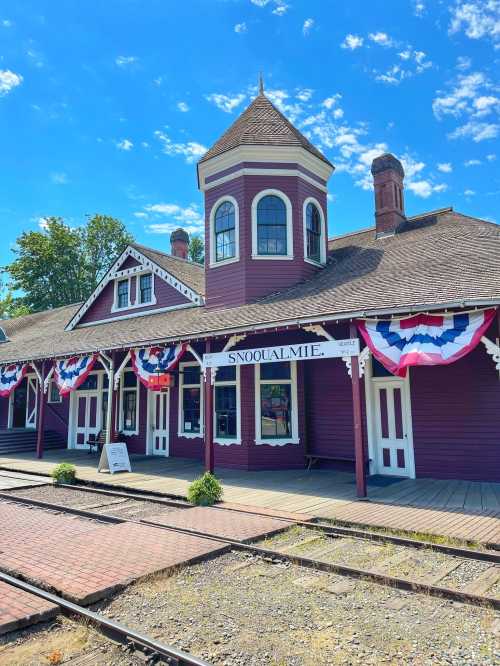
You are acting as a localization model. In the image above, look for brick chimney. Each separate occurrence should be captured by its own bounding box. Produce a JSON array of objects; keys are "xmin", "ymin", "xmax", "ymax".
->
[
  {"xmin": 170, "ymin": 228, "xmax": 189, "ymax": 259},
  {"xmin": 371, "ymin": 153, "xmax": 405, "ymax": 237}
]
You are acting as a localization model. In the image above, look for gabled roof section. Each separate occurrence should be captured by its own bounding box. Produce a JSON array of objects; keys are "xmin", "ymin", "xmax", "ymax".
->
[
  {"xmin": 199, "ymin": 92, "xmax": 333, "ymax": 167},
  {"xmin": 0, "ymin": 326, "xmax": 8, "ymax": 343},
  {"xmin": 65, "ymin": 244, "xmax": 205, "ymax": 331}
]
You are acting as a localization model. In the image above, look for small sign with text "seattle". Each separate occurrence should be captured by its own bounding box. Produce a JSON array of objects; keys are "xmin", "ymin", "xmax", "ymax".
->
[{"xmin": 203, "ymin": 339, "xmax": 359, "ymax": 369}]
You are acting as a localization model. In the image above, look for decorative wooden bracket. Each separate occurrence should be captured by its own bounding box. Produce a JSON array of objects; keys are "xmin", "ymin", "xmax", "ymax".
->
[
  {"xmin": 302, "ymin": 324, "xmax": 369, "ymax": 376},
  {"xmin": 481, "ymin": 335, "xmax": 500, "ymax": 377},
  {"xmin": 207, "ymin": 334, "xmax": 247, "ymax": 384}
]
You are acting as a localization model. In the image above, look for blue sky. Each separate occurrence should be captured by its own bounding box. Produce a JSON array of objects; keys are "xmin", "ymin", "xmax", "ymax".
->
[{"xmin": 0, "ymin": 0, "xmax": 499, "ymax": 268}]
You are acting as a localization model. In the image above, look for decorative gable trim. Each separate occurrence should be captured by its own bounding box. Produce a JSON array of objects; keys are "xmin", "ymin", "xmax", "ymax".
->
[{"xmin": 65, "ymin": 245, "xmax": 204, "ymax": 331}]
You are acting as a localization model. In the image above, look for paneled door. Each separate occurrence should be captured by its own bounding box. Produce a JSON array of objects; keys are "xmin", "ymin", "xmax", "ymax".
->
[
  {"xmin": 372, "ymin": 378, "xmax": 414, "ymax": 477},
  {"xmin": 25, "ymin": 377, "xmax": 38, "ymax": 428},
  {"xmin": 74, "ymin": 392, "xmax": 99, "ymax": 448},
  {"xmin": 150, "ymin": 391, "xmax": 169, "ymax": 456}
]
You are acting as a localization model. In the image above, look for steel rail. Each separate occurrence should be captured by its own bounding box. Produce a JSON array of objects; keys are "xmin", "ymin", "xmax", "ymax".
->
[
  {"xmin": 4, "ymin": 482, "xmax": 499, "ymax": 562},
  {"xmin": 0, "ymin": 493, "xmax": 499, "ymax": 611},
  {"xmin": 0, "ymin": 570, "xmax": 210, "ymax": 666}
]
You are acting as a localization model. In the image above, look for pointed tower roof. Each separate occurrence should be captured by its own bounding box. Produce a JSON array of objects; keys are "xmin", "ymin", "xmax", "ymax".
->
[{"xmin": 199, "ymin": 91, "xmax": 333, "ymax": 167}]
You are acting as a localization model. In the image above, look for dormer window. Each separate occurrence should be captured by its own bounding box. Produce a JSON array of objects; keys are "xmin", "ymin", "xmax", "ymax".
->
[
  {"xmin": 117, "ymin": 279, "xmax": 129, "ymax": 308},
  {"xmin": 139, "ymin": 273, "xmax": 152, "ymax": 304},
  {"xmin": 303, "ymin": 197, "xmax": 326, "ymax": 265},
  {"xmin": 251, "ymin": 189, "xmax": 293, "ymax": 260}
]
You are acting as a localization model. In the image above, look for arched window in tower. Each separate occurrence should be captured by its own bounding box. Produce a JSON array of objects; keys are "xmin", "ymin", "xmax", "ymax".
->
[
  {"xmin": 215, "ymin": 201, "xmax": 236, "ymax": 262},
  {"xmin": 257, "ymin": 195, "xmax": 287, "ymax": 255},
  {"xmin": 306, "ymin": 202, "xmax": 322, "ymax": 263}
]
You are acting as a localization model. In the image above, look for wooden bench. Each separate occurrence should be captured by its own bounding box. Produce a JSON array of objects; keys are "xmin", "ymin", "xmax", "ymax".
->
[
  {"xmin": 305, "ymin": 454, "xmax": 357, "ymax": 471},
  {"xmin": 86, "ymin": 430, "xmax": 106, "ymax": 455}
]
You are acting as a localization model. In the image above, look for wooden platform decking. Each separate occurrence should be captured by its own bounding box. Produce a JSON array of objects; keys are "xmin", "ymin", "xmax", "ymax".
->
[{"xmin": 0, "ymin": 450, "xmax": 499, "ymax": 545}]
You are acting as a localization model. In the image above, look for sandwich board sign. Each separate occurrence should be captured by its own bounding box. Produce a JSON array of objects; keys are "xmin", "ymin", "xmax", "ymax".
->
[{"xmin": 98, "ymin": 442, "xmax": 132, "ymax": 474}]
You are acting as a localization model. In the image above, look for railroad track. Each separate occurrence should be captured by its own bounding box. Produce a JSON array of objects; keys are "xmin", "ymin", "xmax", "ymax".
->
[
  {"xmin": 1, "ymin": 487, "xmax": 499, "ymax": 611},
  {"xmin": 0, "ymin": 570, "xmax": 210, "ymax": 666}
]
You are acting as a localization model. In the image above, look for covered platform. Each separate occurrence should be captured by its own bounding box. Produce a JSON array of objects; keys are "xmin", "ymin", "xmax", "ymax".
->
[{"xmin": 1, "ymin": 449, "xmax": 499, "ymax": 546}]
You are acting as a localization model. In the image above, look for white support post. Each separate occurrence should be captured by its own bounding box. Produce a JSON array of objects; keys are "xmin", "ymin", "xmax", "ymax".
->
[
  {"xmin": 114, "ymin": 350, "xmax": 131, "ymax": 390},
  {"xmin": 43, "ymin": 366, "xmax": 54, "ymax": 394},
  {"xmin": 105, "ymin": 358, "xmax": 114, "ymax": 445}
]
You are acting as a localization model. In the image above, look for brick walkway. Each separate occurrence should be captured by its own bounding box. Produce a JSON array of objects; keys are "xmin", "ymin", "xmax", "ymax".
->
[
  {"xmin": 0, "ymin": 581, "xmax": 57, "ymax": 635},
  {"xmin": 146, "ymin": 506, "xmax": 289, "ymax": 541},
  {"xmin": 0, "ymin": 500, "xmax": 291, "ymax": 607}
]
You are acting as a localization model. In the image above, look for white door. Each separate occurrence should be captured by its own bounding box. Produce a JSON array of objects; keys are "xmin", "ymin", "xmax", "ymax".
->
[
  {"xmin": 150, "ymin": 391, "xmax": 169, "ymax": 456},
  {"xmin": 74, "ymin": 392, "xmax": 99, "ymax": 448},
  {"xmin": 373, "ymin": 378, "xmax": 414, "ymax": 477},
  {"xmin": 25, "ymin": 377, "xmax": 38, "ymax": 428}
]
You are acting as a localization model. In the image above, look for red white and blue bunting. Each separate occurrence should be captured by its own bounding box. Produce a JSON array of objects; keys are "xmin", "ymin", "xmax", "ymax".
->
[
  {"xmin": 358, "ymin": 308, "xmax": 496, "ymax": 378},
  {"xmin": 0, "ymin": 363, "xmax": 28, "ymax": 397},
  {"xmin": 54, "ymin": 354, "xmax": 98, "ymax": 396},
  {"xmin": 130, "ymin": 344, "xmax": 187, "ymax": 388}
]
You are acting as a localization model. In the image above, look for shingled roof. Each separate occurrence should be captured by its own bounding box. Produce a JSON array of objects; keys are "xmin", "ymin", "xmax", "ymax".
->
[
  {"xmin": 0, "ymin": 209, "xmax": 499, "ymax": 364},
  {"xmin": 131, "ymin": 243, "xmax": 205, "ymax": 296},
  {"xmin": 199, "ymin": 92, "xmax": 333, "ymax": 167}
]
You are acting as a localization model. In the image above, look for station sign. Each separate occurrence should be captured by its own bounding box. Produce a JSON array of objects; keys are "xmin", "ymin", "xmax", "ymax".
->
[{"xmin": 203, "ymin": 338, "xmax": 359, "ymax": 369}]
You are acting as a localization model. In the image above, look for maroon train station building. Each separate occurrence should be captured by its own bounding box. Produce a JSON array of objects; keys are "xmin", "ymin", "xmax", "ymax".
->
[{"xmin": 1, "ymin": 89, "xmax": 499, "ymax": 497}]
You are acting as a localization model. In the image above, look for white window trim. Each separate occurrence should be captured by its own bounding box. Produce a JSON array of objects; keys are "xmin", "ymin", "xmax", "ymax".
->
[
  {"xmin": 213, "ymin": 366, "xmax": 241, "ymax": 445},
  {"xmin": 302, "ymin": 197, "xmax": 327, "ymax": 266},
  {"xmin": 254, "ymin": 361, "xmax": 299, "ymax": 446},
  {"xmin": 112, "ymin": 271, "xmax": 157, "ymax": 313},
  {"xmin": 119, "ymin": 369, "xmax": 140, "ymax": 435},
  {"xmin": 209, "ymin": 195, "xmax": 240, "ymax": 268},
  {"xmin": 178, "ymin": 361, "xmax": 204, "ymax": 439},
  {"xmin": 251, "ymin": 188, "xmax": 294, "ymax": 260},
  {"xmin": 47, "ymin": 379, "xmax": 63, "ymax": 404}
]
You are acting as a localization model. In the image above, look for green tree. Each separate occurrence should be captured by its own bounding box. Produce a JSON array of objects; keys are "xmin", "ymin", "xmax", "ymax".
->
[
  {"xmin": 5, "ymin": 215, "xmax": 133, "ymax": 313},
  {"xmin": 0, "ymin": 276, "xmax": 30, "ymax": 319},
  {"xmin": 189, "ymin": 234, "xmax": 204, "ymax": 265}
]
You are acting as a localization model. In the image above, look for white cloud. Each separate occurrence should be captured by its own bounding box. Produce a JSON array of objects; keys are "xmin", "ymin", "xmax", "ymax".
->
[
  {"xmin": 144, "ymin": 202, "xmax": 204, "ymax": 235},
  {"xmin": 115, "ymin": 55, "xmax": 138, "ymax": 67},
  {"xmin": 456, "ymin": 55, "xmax": 472, "ymax": 70},
  {"xmin": 38, "ymin": 217, "xmax": 49, "ymax": 230},
  {"xmin": 154, "ymin": 130, "xmax": 207, "ymax": 163},
  {"xmin": 464, "ymin": 158, "xmax": 482, "ymax": 166},
  {"xmin": 374, "ymin": 49, "xmax": 432, "ymax": 84},
  {"xmin": 133, "ymin": 212, "xmax": 148, "ymax": 219},
  {"xmin": 437, "ymin": 162, "xmax": 453, "ymax": 173},
  {"xmin": 341, "ymin": 34, "xmax": 364, "ymax": 49},
  {"xmin": 177, "ymin": 101, "xmax": 190, "ymax": 112},
  {"xmin": 486, "ymin": 153, "xmax": 497, "ymax": 160},
  {"xmin": 116, "ymin": 138, "xmax": 133, "ymax": 151},
  {"xmin": 250, "ymin": 0, "xmax": 270, "ymax": 5},
  {"xmin": 413, "ymin": 1, "xmax": 426, "ymax": 16},
  {"xmin": 50, "ymin": 172, "xmax": 69, "ymax": 185},
  {"xmin": 272, "ymin": 2, "xmax": 289, "ymax": 15},
  {"xmin": 2, "ymin": 19, "xmax": 12, "ymax": 27},
  {"xmin": 449, "ymin": 120, "xmax": 499, "ymax": 141},
  {"xmin": 206, "ymin": 92, "xmax": 246, "ymax": 113},
  {"xmin": 303, "ymin": 18, "xmax": 314, "ymax": 36},
  {"xmin": 0, "ymin": 69, "xmax": 23, "ymax": 96},
  {"xmin": 464, "ymin": 189, "xmax": 476, "ymax": 196},
  {"xmin": 407, "ymin": 180, "xmax": 443, "ymax": 198},
  {"xmin": 322, "ymin": 94, "xmax": 341, "ymax": 109},
  {"xmin": 368, "ymin": 31, "xmax": 395, "ymax": 47},
  {"xmin": 449, "ymin": 1, "xmax": 500, "ymax": 46},
  {"xmin": 296, "ymin": 88, "xmax": 313, "ymax": 102},
  {"xmin": 473, "ymin": 94, "xmax": 499, "ymax": 115},
  {"xmin": 234, "ymin": 22, "xmax": 247, "ymax": 33}
]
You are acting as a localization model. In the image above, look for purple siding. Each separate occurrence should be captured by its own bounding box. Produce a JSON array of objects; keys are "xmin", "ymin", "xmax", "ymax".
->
[
  {"xmin": 120, "ymin": 256, "xmax": 142, "ymax": 270},
  {"xmin": 45, "ymin": 397, "xmax": 70, "ymax": 441},
  {"xmin": 79, "ymin": 276, "xmax": 191, "ymax": 325},
  {"xmin": 204, "ymin": 173, "xmax": 327, "ymax": 308},
  {"xmin": 410, "ymin": 342, "xmax": 500, "ymax": 481}
]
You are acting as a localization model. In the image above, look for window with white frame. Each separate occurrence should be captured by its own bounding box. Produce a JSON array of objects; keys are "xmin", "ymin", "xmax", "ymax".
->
[
  {"xmin": 251, "ymin": 190, "xmax": 293, "ymax": 259},
  {"xmin": 303, "ymin": 198, "xmax": 326, "ymax": 265},
  {"xmin": 139, "ymin": 273, "xmax": 153, "ymax": 304},
  {"xmin": 120, "ymin": 370, "xmax": 139, "ymax": 434},
  {"xmin": 116, "ymin": 278, "xmax": 130, "ymax": 309},
  {"xmin": 48, "ymin": 379, "xmax": 62, "ymax": 404},
  {"xmin": 214, "ymin": 366, "xmax": 240, "ymax": 443},
  {"xmin": 210, "ymin": 196, "xmax": 239, "ymax": 266},
  {"xmin": 255, "ymin": 361, "xmax": 298, "ymax": 444},
  {"xmin": 178, "ymin": 362, "xmax": 202, "ymax": 437}
]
